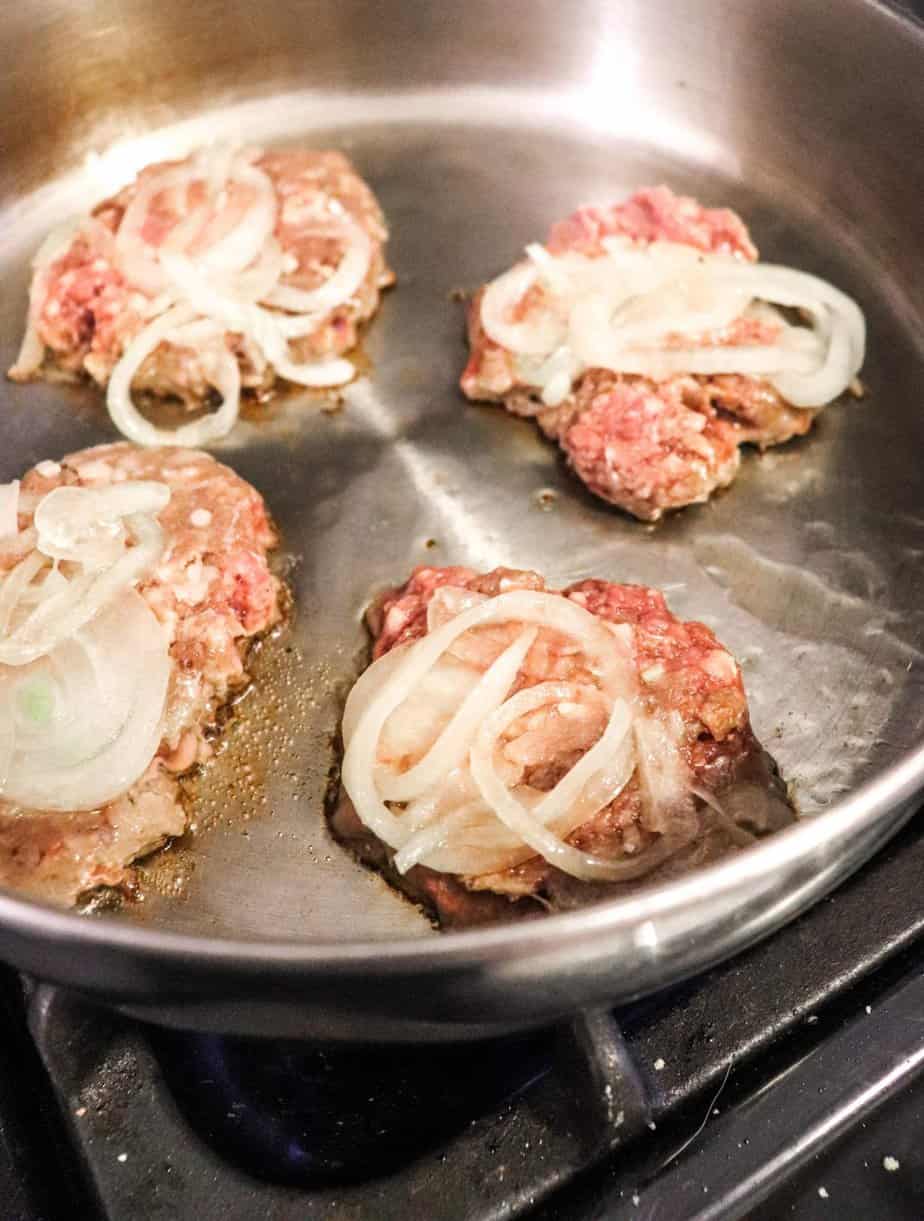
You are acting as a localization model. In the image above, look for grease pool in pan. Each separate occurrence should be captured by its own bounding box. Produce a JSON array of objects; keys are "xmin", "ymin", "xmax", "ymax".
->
[{"xmin": 1, "ymin": 97, "xmax": 923, "ymax": 944}]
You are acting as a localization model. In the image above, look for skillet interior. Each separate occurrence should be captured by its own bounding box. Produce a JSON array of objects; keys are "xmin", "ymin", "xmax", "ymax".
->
[{"xmin": 0, "ymin": 0, "xmax": 922, "ymax": 1038}]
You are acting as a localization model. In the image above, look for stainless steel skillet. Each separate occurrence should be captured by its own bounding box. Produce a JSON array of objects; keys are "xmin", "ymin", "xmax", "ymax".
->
[{"xmin": 0, "ymin": 0, "xmax": 922, "ymax": 1041}]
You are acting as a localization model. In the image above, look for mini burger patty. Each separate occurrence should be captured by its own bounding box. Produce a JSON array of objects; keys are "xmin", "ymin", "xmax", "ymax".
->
[
  {"xmin": 0, "ymin": 443, "xmax": 282, "ymax": 905},
  {"xmin": 461, "ymin": 187, "xmax": 845, "ymax": 522},
  {"xmin": 9, "ymin": 148, "xmax": 393, "ymax": 445},
  {"xmin": 332, "ymin": 565, "xmax": 795, "ymax": 929}
]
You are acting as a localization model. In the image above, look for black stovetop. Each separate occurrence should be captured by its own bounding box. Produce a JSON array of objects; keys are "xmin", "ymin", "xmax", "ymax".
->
[{"xmin": 2, "ymin": 812, "xmax": 924, "ymax": 1221}]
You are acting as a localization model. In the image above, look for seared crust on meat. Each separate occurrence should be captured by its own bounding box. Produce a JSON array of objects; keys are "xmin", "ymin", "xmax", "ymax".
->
[
  {"xmin": 332, "ymin": 566, "xmax": 795, "ymax": 928},
  {"xmin": 461, "ymin": 187, "xmax": 820, "ymax": 521},
  {"xmin": 0, "ymin": 443, "xmax": 282, "ymax": 905}
]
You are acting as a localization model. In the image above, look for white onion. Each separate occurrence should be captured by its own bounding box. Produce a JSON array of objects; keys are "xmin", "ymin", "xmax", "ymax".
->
[
  {"xmin": 0, "ymin": 589, "xmax": 170, "ymax": 811},
  {"xmin": 393, "ymin": 799, "xmax": 497, "ymax": 874},
  {"xmin": 158, "ymin": 251, "xmax": 355, "ymax": 391},
  {"xmin": 0, "ymin": 482, "xmax": 168, "ymax": 667},
  {"xmin": 531, "ymin": 694, "xmax": 635, "ymax": 833},
  {"xmin": 426, "ymin": 586, "xmax": 489, "ymax": 633},
  {"xmin": 198, "ymin": 157, "xmax": 278, "ymax": 275},
  {"xmin": 0, "ymin": 477, "xmax": 173, "ymax": 812},
  {"xmin": 342, "ymin": 590, "xmax": 632, "ymax": 852},
  {"xmin": 633, "ymin": 711, "xmax": 693, "ymax": 834},
  {"xmin": 263, "ymin": 215, "xmax": 372, "ymax": 315},
  {"xmin": 0, "ymin": 551, "xmax": 45, "ymax": 637},
  {"xmin": 340, "ymin": 588, "xmax": 695, "ymax": 883},
  {"xmin": 468, "ymin": 683, "xmax": 639, "ymax": 881},
  {"xmin": 115, "ymin": 165, "xmax": 200, "ymax": 295},
  {"xmin": 235, "ymin": 236, "xmax": 288, "ymax": 303},
  {"xmin": 377, "ymin": 654, "xmax": 482, "ymax": 772},
  {"xmin": 480, "ymin": 238, "xmax": 866, "ymax": 411},
  {"xmin": 34, "ymin": 481, "xmax": 169, "ymax": 569},
  {"xmin": 377, "ymin": 627, "xmax": 537, "ymax": 802},
  {"xmin": 0, "ymin": 482, "xmax": 19, "ymax": 540},
  {"xmin": 480, "ymin": 262, "xmax": 566, "ymax": 356},
  {"xmin": 268, "ymin": 349, "xmax": 355, "ymax": 389},
  {"xmin": 107, "ymin": 303, "xmax": 242, "ymax": 448}
]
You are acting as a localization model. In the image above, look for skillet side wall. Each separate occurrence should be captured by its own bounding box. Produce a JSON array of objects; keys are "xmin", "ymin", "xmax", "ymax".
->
[{"xmin": 0, "ymin": 0, "xmax": 922, "ymax": 1038}]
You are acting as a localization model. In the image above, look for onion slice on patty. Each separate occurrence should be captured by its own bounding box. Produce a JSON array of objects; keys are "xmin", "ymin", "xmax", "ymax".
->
[
  {"xmin": 0, "ymin": 477, "xmax": 172, "ymax": 811},
  {"xmin": 342, "ymin": 588, "xmax": 695, "ymax": 881},
  {"xmin": 480, "ymin": 237, "xmax": 865, "ymax": 410},
  {"xmin": 0, "ymin": 590, "xmax": 170, "ymax": 811}
]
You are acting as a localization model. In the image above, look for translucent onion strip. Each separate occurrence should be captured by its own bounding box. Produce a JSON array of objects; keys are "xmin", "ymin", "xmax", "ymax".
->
[
  {"xmin": 376, "ymin": 627, "xmax": 538, "ymax": 803},
  {"xmin": 0, "ymin": 477, "xmax": 172, "ymax": 813},
  {"xmin": 0, "ymin": 590, "xmax": 170, "ymax": 811},
  {"xmin": 481, "ymin": 238, "xmax": 865, "ymax": 410},
  {"xmin": 633, "ymin": 711, "xmax": 693, "ymax": 834},
  {"xmin": 263, "ymin": 216, "xmax": 372, "ymax": 315},
  {"xmin": 107, "ymin": 304, "xmax": 242, "ymax": 448},
  {"xmin": 342, "ymin": 591, "xmax": 635, "ymax": 851},
  {"xmin": 0, "ymin": 482, "xmax": 19, "ymax": 540},
  {"xmin": 468, "ymin": 683, "xmax": 642, "ymax": 881},
  {"xmin": 0, "ymin": 483, "xmax": 168, "ymax": 666},
  {"xmin": 34, "ymin": 480, "xmax": 169, "ymax": 568},
  {"xmin": 341, "ymin": 589, "xmax": 670, "ymax": 882}
]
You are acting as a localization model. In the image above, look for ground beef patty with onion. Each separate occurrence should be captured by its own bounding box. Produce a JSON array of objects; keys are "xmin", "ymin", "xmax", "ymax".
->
[
  {"xmin": 0, "ymin": 443, "xmax": 282, "ymax": 905},
  {"xmin": 331, "ymin": 565, "xmax": 795, "ymax": 929},
  {"xmin": 462, "ymin": 186, "xmax": 864, "ymax": 521},
  {"xmin": 9, "ymin": 146, "xmax": 393, "ymax": 447}
]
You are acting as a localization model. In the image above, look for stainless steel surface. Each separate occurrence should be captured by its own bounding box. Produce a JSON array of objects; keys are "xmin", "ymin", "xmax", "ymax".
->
[{"xmin": 0, "ymin": 0, "xmax": 922, "ymax": 1039}]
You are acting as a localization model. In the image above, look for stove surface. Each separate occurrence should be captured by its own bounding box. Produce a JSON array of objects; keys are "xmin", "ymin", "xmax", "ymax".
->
[{"xmin": 1, "ymin": 813, "xmax": 922, "ymax": 1220}]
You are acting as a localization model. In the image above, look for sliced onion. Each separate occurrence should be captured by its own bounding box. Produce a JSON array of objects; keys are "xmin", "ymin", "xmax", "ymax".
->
[
  {"xmin": 532, "ymin": 695, "xmax": 635, "ymax": 834},
  {"xmin": 0, "ymin": 551, "xmax": 46, "ymax": 637},
  {"xmin": 377, "ymin": 627, "xmax": 537, "ymax": 802},
  {"xmin": 342, "ymin": 642, "xmax": 410, "ymax": 749},
  {"xmin": 377, "ymin": 654, "xmax": 482, "ymax": 771},
  {"xmin": 159, "ymin": 252, "xmax": 355, "ymax": 391},
  {"xmin": 196, "ymin": 141, "xmax": 236, "ymax": 202},
  {"xmin": 0, "ymin": 589, "xmax": 170, "ymax": 811},
  {"xmin": 426, "ymin": 586, "xmax": 489, "ymax": 633},
  {"xmin": 116, "ymin": 165, "xmax": 200, "ymax": 295},
  {"xmin": 262, "ymin": 216, "xmax": 372, "ymax": 315},
  {"xmin": 480, "ymin": 262, "xmax": 566, "ymax": 355},
  {"xmin": 269, "ymin": 349, "xmax": 355, "ymax": 389},
  {"xmin": 17, "ymin": 145, "xmax": 373, "ymax": 445},
  {"xmin": 607, "ymin": 276, "xmax": 754, "ymax": 348},
  {"xmin": 160, "ymin": 204, "xmax": 210, "ymax": 255},
  {"xmin": 198, "ymin": 156, "xmax": 278, "ymax": 275},
  {"xmin": 633, "ymin": 712, "xmax": 693, "ymax": 834},
  {"xmin": 342, "ymin": 591, "xmax": 632, "ymax": 850},
  {"xmin": 235, "ymin": 236, "xmax": 288, "ymax": 304},
  {"xmin": 342, "ymin": 577, "xmax": 716, "ymax": 883},
  {"xmin": 107, "ymin": 304, "xmax": 242, "ymax": 447},
  {"xmin": 393, "ymin": 799, "xmax": 496, "ymax": 874},
  {"xmin": 480, "ymin": 238, "xmax": 866, "ymax": 411},
  {"xmin": 0, "ymin": 500, "xmax": 166, "ymax": 667},
  {"xmin": 0, "ymin": 482, "xmax": 19, "ymax": 540},
  {"xmin": 34, "ymin": 481, "xmax": 169, "ymax": 569},
  {"xmin": 115, "ymin": 147, "xmax": 275, "ymax": 288},
  {"xmin": 468, "ymin": 683, "xmax": 642, "ymax": 881}
]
